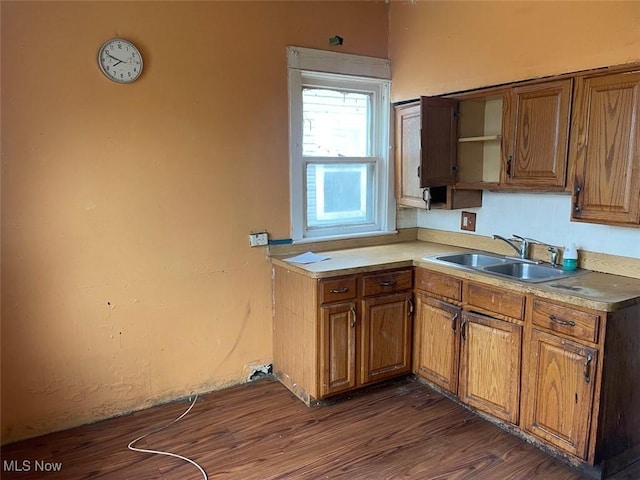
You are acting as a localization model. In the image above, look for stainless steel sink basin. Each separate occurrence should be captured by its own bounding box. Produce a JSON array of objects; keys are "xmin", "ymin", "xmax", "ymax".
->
[
  {"xmin": 426, "ymin": 250, "xmax": 588, "ymax": 283},
  {"xmin": 435, "ymin": 252, "xmax": 510, "ymax": 267},
  {"xmin": 482, "ymin": 262, "xmax": 576, "ymax": 282}
]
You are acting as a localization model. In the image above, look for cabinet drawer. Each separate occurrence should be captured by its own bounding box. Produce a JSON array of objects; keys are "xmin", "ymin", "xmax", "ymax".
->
[
  {"xmin": 464, "ymin": 282, "xmax": 525, "ymax": 320},
  {"xmin": 531, "ymin": 298, "xmax": 600, "ymax": 343},
  {"xmin": 320, "ymin": 277, "xmax": 357, "ymax": 304},
  {"xmin": 362, "ymin": 269, "xmax": 412, "ymax": 297},
  {"xmin": 415, "ymin": 269, "xmax": 462, "ymax": 301}
]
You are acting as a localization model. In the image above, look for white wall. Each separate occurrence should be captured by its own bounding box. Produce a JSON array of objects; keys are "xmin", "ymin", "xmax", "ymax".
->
[{"xmin": 415, "ymin": 192, "xmax": 640, "ymax": 259}]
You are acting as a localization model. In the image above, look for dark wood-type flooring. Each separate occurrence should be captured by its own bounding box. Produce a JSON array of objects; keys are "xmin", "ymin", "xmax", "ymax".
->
[{"xmin": 2, "ymin": 376, "xmax": 639, "ymax": 480}]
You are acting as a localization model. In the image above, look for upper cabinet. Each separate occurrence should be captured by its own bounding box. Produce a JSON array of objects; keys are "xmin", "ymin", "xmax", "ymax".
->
[
  {"xmin": 395, "ymin": 78, "xmax": 573, "ymax": 197},
  {"xmin": 569, "ymin": 69, "xmax": 640, "ymax": 227},
  {"xmin": 394, "ymin": 63, "xmax": 640, "ymax": 227},
  {"xmin": 503, "ymin": 79, "xmax": 572, "ymax": 189},
  {"xmin": 394, "ymin": 98, "xmax": 482, "ymax": 210},
  {"xmin": 453, "ymin": 80, "xmax": 572, "ymax": 190}
]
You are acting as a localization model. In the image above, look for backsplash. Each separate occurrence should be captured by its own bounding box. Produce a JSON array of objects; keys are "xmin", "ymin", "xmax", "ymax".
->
[{"xmin": 414, "ymin": 191, "xmax": 640, "ymax": 259}]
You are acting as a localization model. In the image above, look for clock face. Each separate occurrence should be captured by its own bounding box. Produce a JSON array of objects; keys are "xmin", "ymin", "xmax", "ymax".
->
[{"xmin": 98, "ymin": 39, "xmax": 143, "ymax": 84}]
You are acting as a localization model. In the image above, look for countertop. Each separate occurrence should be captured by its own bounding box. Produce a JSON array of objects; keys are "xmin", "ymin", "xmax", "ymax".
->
[{"xmin": 270, "ymin": 241, "xmax": 640, "ymax": 312}]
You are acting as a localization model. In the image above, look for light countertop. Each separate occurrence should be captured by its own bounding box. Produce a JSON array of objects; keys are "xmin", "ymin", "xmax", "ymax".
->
[{"xmin": 270, "ymin": 241, "xmax": 640, "ymax": 312}]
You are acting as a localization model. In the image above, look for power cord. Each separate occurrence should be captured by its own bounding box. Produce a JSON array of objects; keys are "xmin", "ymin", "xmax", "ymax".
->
[{"xmin": 127, "ymin": 392, "xmax": 208, "ymax": 479}]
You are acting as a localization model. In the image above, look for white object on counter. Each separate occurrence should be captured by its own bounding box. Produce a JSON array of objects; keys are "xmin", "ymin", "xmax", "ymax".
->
[
  {"xmin": 563, "ymin": 243, "xmax": 578, "ymax": 271},
  {"xmin": 284, "ymin": 251, "xmax": 330, "ymax": 264}
]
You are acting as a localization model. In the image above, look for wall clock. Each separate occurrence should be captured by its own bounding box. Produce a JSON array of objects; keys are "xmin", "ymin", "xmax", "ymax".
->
[{"xmin": 98, "ymin": 38, "xmax": 143, "ymax": 84}]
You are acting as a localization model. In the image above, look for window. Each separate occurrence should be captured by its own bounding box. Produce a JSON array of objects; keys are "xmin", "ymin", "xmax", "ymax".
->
[{"xmin": 288, "ymin": 47, "xmax": 394, "ymax": 241}]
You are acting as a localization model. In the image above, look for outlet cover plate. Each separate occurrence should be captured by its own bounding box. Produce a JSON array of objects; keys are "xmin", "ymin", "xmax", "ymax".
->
[
  {"xmin": 249, "ymin": 232, "xmax": 268, "ymax": 247},
  {"xmin": 461, "ymin": 211, "xmax": 476, "ymax": 232}
]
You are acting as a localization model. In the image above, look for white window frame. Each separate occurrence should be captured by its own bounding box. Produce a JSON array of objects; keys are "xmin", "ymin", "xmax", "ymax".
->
[{"xmin": 288, "ymin": 46, "xmax": 395, "ymax": 242}]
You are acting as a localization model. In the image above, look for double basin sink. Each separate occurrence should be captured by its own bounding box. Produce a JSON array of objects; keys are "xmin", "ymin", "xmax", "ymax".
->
[{"xmin": 426, "ymin": 251, "xmax": 586, "ymax": 283}]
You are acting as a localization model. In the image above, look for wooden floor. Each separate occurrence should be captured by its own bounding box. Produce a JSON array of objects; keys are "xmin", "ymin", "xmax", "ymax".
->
[{"xmin": 2, "ymin": 377, "xmax": 639, "ymax": 480}]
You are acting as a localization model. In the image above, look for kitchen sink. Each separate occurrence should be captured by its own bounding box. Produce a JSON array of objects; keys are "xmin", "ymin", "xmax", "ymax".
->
[
  {"xmin": 482, "ymin": 262, "xmax": 578, "ymax": 282},
  {"xmin": 435, "ymin": 252, "xmax": 511, "ymax": 268},
  {"xmin": 426, "ymin": 250, "xmax": 587, "ymax": 283}
]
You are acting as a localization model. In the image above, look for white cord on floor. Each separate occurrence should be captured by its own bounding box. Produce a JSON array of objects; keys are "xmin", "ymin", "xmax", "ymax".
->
[{"xmin": 127, "ymin": 392, "xmax": 208, "ymax": 480}]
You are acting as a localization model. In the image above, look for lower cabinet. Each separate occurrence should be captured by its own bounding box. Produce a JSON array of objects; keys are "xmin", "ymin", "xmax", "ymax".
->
[
  {"xmin": 521, "ymin": 328, "xmax": 597, "ymax": 459},
  {"xmin": 413, "ymin": 292, "xmax": 461, "ymax": 394},
  {"xmin": 361, "ymin": 292, "xmax": 413, "ymax": 385},
  {"xmin": 319, "ymin": 301, "xmax": 358, "ymax": 397},
  {"xmin": 273, "ymin": 265, "xmax": 413, "ymax": 404},
  {"xmin": 458, "ymin": 311, "xmax": 522, "ymax": 424},
  {"xmin": 414, "ymin": 274, "xmax": 524, "ymax": 425}
]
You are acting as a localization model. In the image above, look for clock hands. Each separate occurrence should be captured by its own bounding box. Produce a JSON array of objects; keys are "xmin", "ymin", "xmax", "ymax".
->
[{"xmin": 106, "ymin": 53, "xmax": 127, "ymax": 66}]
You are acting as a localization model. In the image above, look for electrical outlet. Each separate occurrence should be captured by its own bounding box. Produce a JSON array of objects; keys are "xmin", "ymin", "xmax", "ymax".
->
[
  {"xmin": 460, "ymin": 211, "xmax": 476, "ymax": 232},
  {"xmin": 249, "ymin": 232, "xmax": 268, "ymax": 247}
]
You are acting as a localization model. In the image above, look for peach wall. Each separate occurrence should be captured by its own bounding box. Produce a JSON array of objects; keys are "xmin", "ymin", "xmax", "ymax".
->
[
  {"xmin": 1, "ymin": 1, "xmax": 389, "ymax": 443},
  {"xmin": 389, "ymin": 0, "xmax": 640, "ymax": 100}
]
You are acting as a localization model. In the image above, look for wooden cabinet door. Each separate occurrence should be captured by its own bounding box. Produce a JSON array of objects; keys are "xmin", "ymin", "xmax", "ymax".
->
[
  {"xmin": 395, "ymin": 102, "xmax": 425, "ymax": 208},
  {"xmin": 360, "ymin": 292, "xmax": 413, "ymax": 384},
  {"xmin": 458, "ymin": 311, "xmax": 522, "ymax": 424},
  {"xmin": 394, "ymin": 97, "xmax": 459, "ymax": 208},
  {"xmin": 569, "ymin": 70, "xmax": 640, "ymax": 226},
  {"xmin": 319, "ymin": 302, "xmax": 357, "ymax": 397},
  {"xmin": 420, "ymin": 96, "xmax": 459, "ymax": 187},
  {"xmin": 504, "ymin": 79, "xmax": 572, "ymax": 189},
  {"xmin": 413, "ymin": 292, "xmax": 461, "ymax": 394},
  {"xmin": 522, "ymin": 328, "xmax": 597, "ymax": 459}
]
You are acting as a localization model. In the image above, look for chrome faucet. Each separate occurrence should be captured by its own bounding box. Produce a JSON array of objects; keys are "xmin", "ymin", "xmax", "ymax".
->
[{"xmin": 492, "ymin": 234, "xmax": 543, "ymax": 260}]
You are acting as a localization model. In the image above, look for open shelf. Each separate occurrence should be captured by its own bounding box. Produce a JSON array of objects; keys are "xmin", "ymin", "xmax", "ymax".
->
[
  {"xmin": 458, "ymin": 134, "xmax": 502, "ymax": 143},
  {"xmin": 456, "ymin": 93, "xmax": 505, "ymax": 185}
]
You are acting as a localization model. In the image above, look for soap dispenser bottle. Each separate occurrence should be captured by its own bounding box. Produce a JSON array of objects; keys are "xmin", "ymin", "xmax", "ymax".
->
[{"xmin": 563, "ymin": 243, "xmax": 578, "ymax": 271}]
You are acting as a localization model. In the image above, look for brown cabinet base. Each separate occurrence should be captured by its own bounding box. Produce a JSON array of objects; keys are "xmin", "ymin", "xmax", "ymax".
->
[{"xmin": 273, "ymin": 265, "xmax": 413, "ymax": 406}]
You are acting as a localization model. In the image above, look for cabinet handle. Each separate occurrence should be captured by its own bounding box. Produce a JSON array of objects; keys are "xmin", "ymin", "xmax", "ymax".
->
[
  {"xmin": 423, "ymin": 188, "xmax": 431, "ymax": 210},
  {"xmin": 350, "ymin": 307, "xmax": 356, "ymax": 328},
  {"xmin": 451, "ymin": 312, "xmax": 458, "ymax": 332},
  {"xmin": 417, "ymin": 165, "xmax": 421, "ymax": 179},
  {"xmin": 574, "ymin": 185, "xmax": 582, "ymax": 213},
  {"xmin": 407, "ymin": 297, "xmax": 414, "ymax": 316},
  {"xmin": 584, "ymin": 355, "xmax": 593, "ymax": 383},
  {"xmin": 378, "ymin": 279, "xmax": 397, "ymax": 287},
  {"xmin": 329, "ymin": 287, "xmax": 349, "ymax": 294},
  {"xmin": 549, "ymin": 314, "xmax": 576, "ymax": 327},
  {"xmin": 460, "ymin": 316, "xmax": 468, "ymax": 340},
  {"xmin": 506, "ymin": 155, "xmax": 513, "ymax": 177}
]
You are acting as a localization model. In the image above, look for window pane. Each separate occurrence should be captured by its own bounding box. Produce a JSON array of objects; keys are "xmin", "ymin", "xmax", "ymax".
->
[
  {"xmin": 302, "ymin": 88, "xmax": 370, "ymax": 157},
  {"xmin": 306, "ymin": 163, "xmax": 375, "ymax": 228}
]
